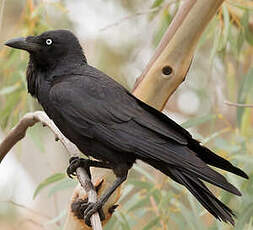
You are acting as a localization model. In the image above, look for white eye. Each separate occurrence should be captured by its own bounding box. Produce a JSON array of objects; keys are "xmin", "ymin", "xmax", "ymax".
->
[{"xmin": 46, "ymin": 38, "xmax": 53, "ymax": 46}]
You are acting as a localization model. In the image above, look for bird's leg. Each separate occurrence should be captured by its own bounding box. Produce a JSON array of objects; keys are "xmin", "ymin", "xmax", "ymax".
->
[
  {"xmin": 66, "ymin": 157, "xmax": 112, "ymax": 179},
  {"xmin": 71, "ymin": 179, "xmax": 107, "ymax": 221},
  {"xmin": 67, "ymin": 157, "xmax": 118, "ymax": 225},
  {"xmin": 83, "ymin": 165, "xmax": 128, "ymax": 226}
]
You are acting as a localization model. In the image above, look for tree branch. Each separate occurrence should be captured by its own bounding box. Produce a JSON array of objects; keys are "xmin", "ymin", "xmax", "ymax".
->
[
  {"xmin": 99, "ymin": 6, "xmax": 163, "ymax": 32},
  {"xmin": 133, "ymin": 0, "xmax": 225, "ymax": 110},
  {"xmin": 0, "ymin": 111, "xmax": 103, "ymax": 230},
  {"xmin": 224, "ymin": 101, "xmax": 253, "ymax": 108}
]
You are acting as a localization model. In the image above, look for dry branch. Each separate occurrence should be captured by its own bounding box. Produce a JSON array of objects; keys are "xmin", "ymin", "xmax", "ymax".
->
[
  {"xmin": 0, "ymin": 111, "xmax": 103, "ymax": 230},
  {"xmin": 224, "ymin": 101, "xmax": 253, "ymax": 108}
]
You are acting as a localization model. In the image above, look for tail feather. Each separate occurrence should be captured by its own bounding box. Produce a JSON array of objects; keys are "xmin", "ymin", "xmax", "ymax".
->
[
  {"xmin": 170, "ymin": 169, "xmax": 236, "ymax": 225},
  {"xmin": 189, "ymin": 139, "xmax": 248, "ymax": 179},
  {"xmin": 182, "ymin": 159, "xmax": 242, "ymax": 196}
]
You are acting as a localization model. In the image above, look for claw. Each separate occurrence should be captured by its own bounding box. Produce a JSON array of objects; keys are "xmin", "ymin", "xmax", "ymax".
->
[
  {"xmin": 71, "ymin": 200, "xmax": 105, "ymax": 226},
  {"xmin": 83, "ymin": 201, "xmax": 103, "ymax": 226},
  {"xmin": 69, "ymin": 156, "xmax": 79, "ymax": 164},
  {"xmin": 66, "ymin": 157, "xmax": 91, "ymax": 179},
  {"xmin": 71, "ymin": 198, "xmax": 88, "ymax": 219},
  {"xmin": 108, "ymin": 204, "xmax": 119, "ymax": 214}
]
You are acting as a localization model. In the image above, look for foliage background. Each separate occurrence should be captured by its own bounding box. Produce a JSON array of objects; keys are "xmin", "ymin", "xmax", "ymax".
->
[{"xmin": 0, "ymin": 0, "xmax": 252, "ymax": 229}]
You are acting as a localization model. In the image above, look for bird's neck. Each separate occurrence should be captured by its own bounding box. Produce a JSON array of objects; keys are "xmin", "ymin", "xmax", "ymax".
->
[
  {"xmin": 26, "ymin": 59, "xmax": 44, "ymax": 97},
  {"xmin": 26, "ymin": 54, "xmax": 87, "ymax": 98}
]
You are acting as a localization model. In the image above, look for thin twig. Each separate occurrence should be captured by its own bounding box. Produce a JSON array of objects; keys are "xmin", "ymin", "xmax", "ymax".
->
[
  {"xmin": 99, "ymin": 7, "xmax": 162, "ymax": 32},
  {"xmin": 1, "ymin": 200, "xmax": 52, "ymax": 220},
  {"xmin": 0, "ymin": 0, "xmax": 6, "ymax": 33},
  {"xmin": 0, "ymin": 111, "xmax": 103, "ymax": 230},
  {"xmin": 224, "ymin": 100, "xmax": 253, "ymax": 108},
  {"xmin": 17, "ymin": 218, "xmax": 46, "ymax": 230}
]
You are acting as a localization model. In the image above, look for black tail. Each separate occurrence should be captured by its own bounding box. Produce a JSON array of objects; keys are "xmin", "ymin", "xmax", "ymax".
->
[
  {"xmin": 144, "ymin": 159, "xmax": 241, "ymax": 225},
  {"xmin": 189, "ymin": 139, "xmax": 248, "ymax": 179},
  {"xmin": 169, "ymin": 169, "xmax": 236, "ymax": 225}
]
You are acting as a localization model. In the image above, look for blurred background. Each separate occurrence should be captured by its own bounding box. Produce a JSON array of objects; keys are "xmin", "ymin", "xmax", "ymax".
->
[{"xmin": 0, "ymin": 0, "xmax": 252, "ymax": 229}]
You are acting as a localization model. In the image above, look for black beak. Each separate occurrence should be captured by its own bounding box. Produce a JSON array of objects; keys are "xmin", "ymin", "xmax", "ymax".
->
[{"xmin": 5, "ymin": 37, "xmax": 40, "ymax": 52}]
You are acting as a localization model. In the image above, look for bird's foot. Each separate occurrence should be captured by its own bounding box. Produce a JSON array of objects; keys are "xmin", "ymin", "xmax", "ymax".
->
[
  {"xmin": 66, "ymin": 157, "xmax": 91, "ymax": 178},
  {"xmin": 71, "ymin": 179, "xmax": 118, "ymax": 226},
  {"xmin": 71, "ymin": 199, "xmax": 105, "ymax": 226},
  {"xmin": 83, "ymin": 201, "xmax": 106, "ymax": 226}
]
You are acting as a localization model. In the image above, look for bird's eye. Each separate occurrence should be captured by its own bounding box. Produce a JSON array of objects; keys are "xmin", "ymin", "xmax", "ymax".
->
[{"xmin": 45, "ymin": 38, "xmax": 53, "ymax": 46}]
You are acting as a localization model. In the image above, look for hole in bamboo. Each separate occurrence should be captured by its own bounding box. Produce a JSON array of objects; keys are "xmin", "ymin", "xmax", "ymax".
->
[{"xmin": 162, "ymin": 65, "xmax": 173, "ymax": 76}]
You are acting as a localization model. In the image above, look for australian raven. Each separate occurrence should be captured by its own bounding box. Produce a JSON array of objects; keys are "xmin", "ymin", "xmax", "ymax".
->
[{"xmin": 5, "ymin": 30, "xmax": 248, "ymax": 226}]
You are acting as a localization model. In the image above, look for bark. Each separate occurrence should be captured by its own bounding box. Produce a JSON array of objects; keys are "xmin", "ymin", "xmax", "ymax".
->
[
  {"xmin": 133, "ymin": 0, "xmax": 225, "ymax": 110},
  {"xmin": 0, "ymin": 111, "xmax": 103, "ymax": 229}
]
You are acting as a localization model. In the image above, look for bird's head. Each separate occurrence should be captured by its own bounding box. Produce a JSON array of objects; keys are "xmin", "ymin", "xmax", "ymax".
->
[{"xmin": 5, "ymin": 30, "xmax": 87, "ymax": 68}]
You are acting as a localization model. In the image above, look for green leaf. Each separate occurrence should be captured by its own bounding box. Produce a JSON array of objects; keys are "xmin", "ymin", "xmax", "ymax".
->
[
  {"xmin": 153, "ymin": 9, "xmax": 172, "ymax": 46},
  {"xmin": 133, "ymin": 164, "xmax": 155, "ymax": 182},
  {"xmin": 198, "ymin": 17, "xmax": 217, "ymax": 48},
  {"xmin": 240, "ymin": 100, "xmax": 252, "ymax": 136},
  {"xmin": 127, "ymin": 179, "xmax": 153, "ymax": 190},
  {"xmin": 149, "ymin": 0, "xmax": 165, "ymax": 21},
  {"xmin": 116, "ymin": 212, "xmax": 131, "ymax": 230},
  {"xmin": 233, "ymin": 155, "xmax": 253, "ymax": 165},
  {"xmin": 151, "ymin": 0, "xmax": 164, "ymax": 8},
  {"xmin": 241, "ymin": 10, "xmax": 253, "ymax": 46},
  {"xmin": 229, "ymin": 2, "xmax": 253, "ymax": 11},
  {"xmin": 142, "ymin": 217, "xmax": 160, "ymax": 230},
  {"xmin": 0, "ymin": 84, "xmax": 20, "ymax": 95},
  {"xmin": 0, "ymin": 90, "xmax": 22, "ymax": 128},
  {"xmin": 28, "ymin": 124, "xmax": 45, "ymax": 152},
  {"xmin": 33, "ymin": 173, "xmax": 66, "ymax": 199},
  {"xmin": 237, "ymin": 68, "xmax": 253, "ymax": 126},
  {"xmin": 170, "ymin": 212, "xmax": 186, "ymax": 230},
  {"xmin": 118, "ymin": 184, "xmax": 134, "ymax": 203},
  {"xmin": 48, "ymin": 178, "xmax": 77, "ymax": 197},
  {"xmin": 177, "ymin": 202, "xmax": 197, "ymax": 230},
  {"xmin": 214, "ymin": 137, "xmax": 241, "ymax": 153},
  {"xmin": 44, "ymin": 209, "xmax": 67, "ymax": 225},
  {"xmin": 221, "ymin": 5, "xmax": 230, "ymax": 50},
  {"xmin": 104, "ymin": 215, "xmax": 118, "ymax": 230},
  {"xmin": 210, "ymin": 20, "xmax": 222, "ymax": 63},
  {"xmin": 202, "ymin": 129, "xmax": 229, "ymax": 144},
  {"xmin": 235, "ymin": 203, "xmax": 253, "ymax": 230},
  {"xmin": 127, "ymin": 197, "xmax": 150, "ymax": 212},
  {"xmin": 187, "ymin": 193, "xmax": 204, "ymax": 230},
  {"xmin": 237, "ymin": 29, "xmax": 245, "ymax": 56},
  {"xmin": 181, "ymin": 114, "xmax": 216, "ymax": 129}
]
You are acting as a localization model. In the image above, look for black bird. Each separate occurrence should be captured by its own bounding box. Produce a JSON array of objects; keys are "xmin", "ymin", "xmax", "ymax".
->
[{"xmin": 5, "ymin": 30, "xmax": 248, "ymax": 226}]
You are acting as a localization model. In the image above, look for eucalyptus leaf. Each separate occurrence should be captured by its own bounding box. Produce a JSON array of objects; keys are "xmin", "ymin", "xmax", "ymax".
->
[
  {"xmin": 235, "ymin": 203, "xmax": 253, "ymax": 230},
  {"xmin": 128, "ymin": 179, "xmax": 153, "ymax": 190},
  {"xmin": 241, "ymin": 10, "xmax": 253, "ymax": 46},
  {"xmin": 48, "ymin": 178, "xmax": 77, "ymax": 197},
  {"xmin": 33, "ymin": 173, "xmax": 66, "ymax": 199},
  {"xmin": 142, "ymin": 217, "xmax": 160, "ymax": 230},
  {"xmin": 127, "ymin": 197, "xmax": 150, "ymax": 212},
  {"xmin": 0, "ymin": 84, "xmax": 20, "ymax": 95},
  {"xmin": 221, "ymin": 5, "xmax": 230, "ymax": 50},
  {"xmin": 181, "ymin": 114, "xmax": 216, "ymax": 129},
  {"xmin": 133, "ymin": 164, "xmax": 155, "ymax": 182},
  {"xmin": 44, "ymin": 209, "xmax": 67, "ymax": 225},
  {"xmin": 237, "ymin": 68, "xmax": 253, "ymax": 126},
  {"xmin": 151, "ymin": 0, "xmax": 164, "ymax": 8}
]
